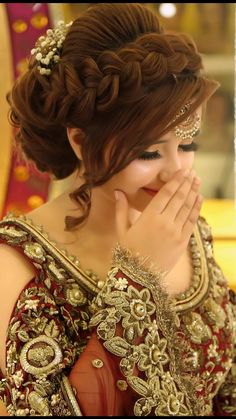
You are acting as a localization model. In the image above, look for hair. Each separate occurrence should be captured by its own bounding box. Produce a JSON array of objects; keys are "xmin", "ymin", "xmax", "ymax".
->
[{"xmin": 7, "ymin": 3, "xmax": 219, "ymax": 230}]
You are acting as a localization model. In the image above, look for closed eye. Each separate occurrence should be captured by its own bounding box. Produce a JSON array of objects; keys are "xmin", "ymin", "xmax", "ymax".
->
[
  {"xmin": 179, "ymin": 142, "xmax": 199, "ymax": 152},
  {"xmin": 138, "ymin": 150, "xmax": 161, "ymax": 160},
  {"xmin": 138, "ymin": 141, "xmax": 199, "ymax": 160}
]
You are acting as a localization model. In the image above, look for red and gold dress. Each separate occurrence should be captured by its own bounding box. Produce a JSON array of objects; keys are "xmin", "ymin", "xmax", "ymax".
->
[{"xmin": 0, "ymin": 213, "xmax": 235, "ymax": 416}]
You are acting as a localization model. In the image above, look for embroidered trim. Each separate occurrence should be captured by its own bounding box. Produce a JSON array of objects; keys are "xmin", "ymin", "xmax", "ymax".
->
[
  {"xmin": 173, "ymin": 221, "xmax": 210, "ymax": 313},
  {"xmin": 0, "ymin": 213, "xmax": 99, "ymax": 295},
  {"xmin": 60, "ymin": 374, "xmax": 83, "ymax": 416}
]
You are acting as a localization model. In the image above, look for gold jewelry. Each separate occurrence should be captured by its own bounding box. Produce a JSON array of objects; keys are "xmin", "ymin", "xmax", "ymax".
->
[
  {"xmin": 173, "ymin": 101, "xmax": 201, "ymax": 141},
  {"xmin": 91, "ymin": 358, "xmax": 104, "ymax": 368}
]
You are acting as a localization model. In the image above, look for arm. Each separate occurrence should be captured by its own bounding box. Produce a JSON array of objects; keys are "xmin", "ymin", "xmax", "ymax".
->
[
  {"xmin": 0, "ymin": 242, "xmax": 84, "ymax": 418},
  {"xmin": 0, "ymin": 399, "xmax": 8, "ymax": 416},
  {"xmin": 1, "ymin": 276, "xmax": 83, "ymax": 416}
]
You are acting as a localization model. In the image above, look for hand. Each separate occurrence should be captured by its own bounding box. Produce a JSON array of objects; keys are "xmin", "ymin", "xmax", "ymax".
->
[{"xmin": 114, "ymin": 169, "xmax": 202, "ymax": 273}]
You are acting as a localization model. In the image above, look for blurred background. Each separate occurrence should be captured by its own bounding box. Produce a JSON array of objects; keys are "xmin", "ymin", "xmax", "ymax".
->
[{"xmin": 0, "ymin": 3, "xmax": 235, "ymax": 287}]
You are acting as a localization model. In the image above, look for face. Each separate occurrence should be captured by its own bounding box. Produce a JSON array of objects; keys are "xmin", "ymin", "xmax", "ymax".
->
[{"xmin": 95, "ymin": 107, "xmax": 202, "ymax": 213}]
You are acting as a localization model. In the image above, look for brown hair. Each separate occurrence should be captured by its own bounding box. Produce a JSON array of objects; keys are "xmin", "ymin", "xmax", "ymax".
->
[{"xmin": 8, "ymin": 3, "xmax": 219, "ymax": 230}]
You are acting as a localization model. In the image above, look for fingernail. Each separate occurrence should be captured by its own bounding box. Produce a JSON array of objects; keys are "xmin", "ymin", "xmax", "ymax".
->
[
  {"xmin": 194, "ymin": 176, "xmax": 201, "ymax": 185},
  {"xmin": 114, "ymin": 190, "xmax": 120, "ymax": 200},
  {"xmin": 183, "ymin": 169, "xmax": 190, "ymax": 177}
]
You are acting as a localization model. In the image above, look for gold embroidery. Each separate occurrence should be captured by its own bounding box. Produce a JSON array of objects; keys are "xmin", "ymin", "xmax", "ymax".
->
[
  {"xmin": 91, "ymin": 248, "xmax": 198, "ymax": 416},
  {"xmin": 0, "ymin": 213, "xmax": 235, "ymax": 416},
  {"xmin": 116, "ymin": 380, "xmax": 128, "ymax": 391},
  {"xmin": 28, "ymin": 391, "xmax": 50, "ymax": 416},
  {"xmin": 65, "ymin": 284, "xmax": 88, "ymax": 306},
  {"xmin": 60, "ymin": 375, "xmax": 83, "ymax": 416},
  {"xmin": 182, "ymin": 312, "xmax": 212, "ymax": 344},
  {"xmin": 91, "ymin": 359, "xmax": 104, "ymax": 368},
  {"xmin": 20, "ymin": 335, "xmax": 63, "ymax": 376},
  {"xmin": 0, "ymin": 213, "xmax": 99, "ymax": 295}
]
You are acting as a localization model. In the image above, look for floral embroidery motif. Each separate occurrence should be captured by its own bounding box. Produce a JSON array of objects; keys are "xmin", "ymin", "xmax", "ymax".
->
[
  {"xmin": 119, "ymin": 286, "xmax": 156, "ymax": 336},
  {"xmin": 0, "ymin": 214, "xmax": 235, "ymax": 416},
  {"xmin": 182, "ymin": 312, "xmax": 212, "ymax": 344},
  {"xmin": 138, "ymin": 331, "xmax": 169, "ymax": 377},
  {"xmin": 114, "ymin": 277, "xmax": 128, "ymax": 291},
  {"xmin": 65, "ymin": 283, "xmax": 88, "ymax": 306}
]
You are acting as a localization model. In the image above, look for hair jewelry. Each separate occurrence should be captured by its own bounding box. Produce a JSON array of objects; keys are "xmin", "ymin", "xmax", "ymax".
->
[
  {"xmin": 173, "ymin": 102, "xmax": 201, "ymax": 141},
  {"xmin": 31, "ymin": 20, "xmax": 72, "ymax": 75}
]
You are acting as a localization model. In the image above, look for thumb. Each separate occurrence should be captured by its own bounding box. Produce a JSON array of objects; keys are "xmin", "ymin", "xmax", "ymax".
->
[{"xmin": 114, "ymin": 190, "xmax": 130, "ymax": 240}]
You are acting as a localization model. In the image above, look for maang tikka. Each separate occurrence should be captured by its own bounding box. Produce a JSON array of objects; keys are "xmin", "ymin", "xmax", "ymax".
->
[{"xmin": 173, "ymin": 101, "xmax": 201, "ymax": 141}]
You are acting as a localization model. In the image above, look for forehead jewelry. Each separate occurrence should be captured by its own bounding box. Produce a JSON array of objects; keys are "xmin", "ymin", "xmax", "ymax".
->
[
  {"xmin": 173, "ymin": 102, "xmax": 201, "ymax": 141},
  {"xmin": 31, "ymin": 20, "xmax": 72, "ymax": 75}
]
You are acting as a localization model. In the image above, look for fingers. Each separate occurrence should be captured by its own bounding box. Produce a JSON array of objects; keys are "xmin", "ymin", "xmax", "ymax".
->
[
  {"xmin": 114, "ymin": 190, "xmax": 131, "ymax": 240},
  {"xmin": 174, "ymin": 176, "xmax": 201, "ymax": 226},
  {"xmin": 148, "ymin": 169, "xmax": 191, "ymax": 213},
  {"xmin": 182, "ymin": 194, "xmax": 203, "ymax": 238},
  {"xmin": 164, "ymin": 170, "xmax": 196, "ymax": 218}
]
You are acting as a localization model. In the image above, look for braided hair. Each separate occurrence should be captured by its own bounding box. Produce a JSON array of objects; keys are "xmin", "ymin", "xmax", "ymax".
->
[{"xmin": 8, "ymin": 3, "xmax": 219, "ymax": 229}]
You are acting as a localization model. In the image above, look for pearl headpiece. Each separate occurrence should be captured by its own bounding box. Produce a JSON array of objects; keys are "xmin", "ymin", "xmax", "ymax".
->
[
  {"xmin": 31, "ymin": 20, "xmax": 72, "ymax": 76},
  {"xmin": 173, "ymin": 101, "xmax": 201, "ymax": 141}
]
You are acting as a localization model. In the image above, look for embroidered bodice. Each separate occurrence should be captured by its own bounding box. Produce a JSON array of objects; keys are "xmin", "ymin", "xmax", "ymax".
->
[{"xmin": 0, "ymin": 213, "xmax": 235, "ymax": 416}]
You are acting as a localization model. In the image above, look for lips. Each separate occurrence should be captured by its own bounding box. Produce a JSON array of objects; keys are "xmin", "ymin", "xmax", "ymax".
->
[{"xmin": 142, "ymin": 188, "xmax": 159, "ymax": 197}]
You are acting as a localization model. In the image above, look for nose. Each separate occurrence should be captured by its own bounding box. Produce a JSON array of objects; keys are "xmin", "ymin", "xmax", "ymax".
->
[{"xmin": 159, "ymin": 154, "xmax": 182, "ymax": 182}]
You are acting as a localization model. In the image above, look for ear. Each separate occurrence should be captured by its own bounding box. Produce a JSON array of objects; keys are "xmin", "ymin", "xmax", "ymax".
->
[{"xmin": 67, "ymin": 127, "xmax": 84, "ymax": 160}]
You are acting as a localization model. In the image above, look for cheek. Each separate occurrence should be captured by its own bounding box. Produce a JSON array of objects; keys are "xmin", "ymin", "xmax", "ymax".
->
[
  {"xmin": 180, "ymin": 152, "xmax": 195, "ymax": 169},
  {"xmin": 116, "ymin": 160, "xmax": 157, "ymax": 190},
  {"xmin": 103, "ymin": 160, "xmax": 157, "ymax": 193}
]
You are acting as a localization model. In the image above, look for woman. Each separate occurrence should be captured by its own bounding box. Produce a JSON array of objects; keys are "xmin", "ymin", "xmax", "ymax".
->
[{"xmin": 0, "ymin": 3, "xmax": 235, "ymax": 416}]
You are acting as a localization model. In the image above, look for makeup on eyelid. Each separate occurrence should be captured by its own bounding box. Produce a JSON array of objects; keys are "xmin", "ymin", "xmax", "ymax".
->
[{"xmin": 138, "ymin": 141, "xmax": 199, "ymax": 160}]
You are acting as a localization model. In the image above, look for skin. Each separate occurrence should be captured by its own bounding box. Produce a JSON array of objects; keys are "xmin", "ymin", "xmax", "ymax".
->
[
  {"xmin": 20, "ymin": 107, "xmax": 203, "ymax": 286},
  {"xmin": 0, "ymin": 108, "xmax": 202, "ymax": 411},
  {"xmin": 66, "ymin": 107, "xmax": 202, "ymax": 239}
]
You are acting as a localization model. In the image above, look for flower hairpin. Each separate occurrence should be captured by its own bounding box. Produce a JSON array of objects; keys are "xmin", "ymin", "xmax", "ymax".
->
[{"xmin": 31, "ymin": 20, "xmax": 72, "ymax": 75}]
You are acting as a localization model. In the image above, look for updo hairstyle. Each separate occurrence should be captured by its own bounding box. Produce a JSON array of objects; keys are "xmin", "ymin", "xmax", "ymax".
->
[{"xmin": 7, "ymin": 3, "xmax": 219, "ymax": 229}]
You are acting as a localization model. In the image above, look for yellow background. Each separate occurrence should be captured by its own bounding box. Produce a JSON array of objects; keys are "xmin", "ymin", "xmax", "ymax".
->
[{"xmin": 201, "ymin": 199, "xmax": 236, "ymax": 291}]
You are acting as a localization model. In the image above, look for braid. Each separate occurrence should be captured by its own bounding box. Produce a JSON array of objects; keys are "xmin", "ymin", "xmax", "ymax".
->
[
  {"xmin": 7, "ymin": 3, "xmax": 219, "ymax": 230},
  {"xmin": 42, "ymin": 32, "xmax": 203, "ymax": 125}
]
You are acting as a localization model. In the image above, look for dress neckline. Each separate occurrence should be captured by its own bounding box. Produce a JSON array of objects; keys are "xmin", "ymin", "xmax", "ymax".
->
[{"xmin": 0, "ymin": 212, "xmax": 210, "ymax": 312}]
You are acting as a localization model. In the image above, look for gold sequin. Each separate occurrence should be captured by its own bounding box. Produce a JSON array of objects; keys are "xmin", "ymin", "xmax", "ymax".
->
[
  {"xmin": 97, "ymin": 280, "xmax": 105, "ymax": 289},
  {"xmin": 116, "ymin": 380, "xmax": 128, "ymax": 391},
  {"xmin": 91, "ymin": 358, "xmax": 104, "ymax": 368}
]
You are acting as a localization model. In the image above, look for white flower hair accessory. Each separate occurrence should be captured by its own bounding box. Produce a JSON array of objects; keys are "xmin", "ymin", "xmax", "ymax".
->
[{"xmin": 31, "ymin": 20, "xmax": 73, "ymax": 76}]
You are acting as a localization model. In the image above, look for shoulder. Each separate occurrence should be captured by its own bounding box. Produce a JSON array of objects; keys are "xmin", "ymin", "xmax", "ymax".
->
[{"xmin": 0, "ymin": 242, "xmax": 37, "ymax": 282}]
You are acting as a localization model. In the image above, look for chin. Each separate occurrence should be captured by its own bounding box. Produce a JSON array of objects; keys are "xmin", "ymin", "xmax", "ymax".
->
[{"xmin": 128, "ymin": 194, "xmax": 153, "ymax": 213}]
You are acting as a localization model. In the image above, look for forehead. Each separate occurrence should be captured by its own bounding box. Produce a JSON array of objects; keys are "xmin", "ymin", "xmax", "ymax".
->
[{"xmin": 147, "ymin": 105, "xmax": 203, "ymax": 144}]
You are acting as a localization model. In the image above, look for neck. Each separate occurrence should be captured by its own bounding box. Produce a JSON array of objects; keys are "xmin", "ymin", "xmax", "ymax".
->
[{"xmin": 64, "ymin": 181, "xmax": 118, "ymax": 243}]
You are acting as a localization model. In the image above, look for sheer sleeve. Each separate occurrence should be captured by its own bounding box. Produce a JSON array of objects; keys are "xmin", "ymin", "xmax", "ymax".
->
[
  {"xmin": 69, "ymin": 244, "xmax": 202, "ymax": 416},
  {"xmin": 212, "ymin": 288, "xmax": 236, "ymax": 416}
]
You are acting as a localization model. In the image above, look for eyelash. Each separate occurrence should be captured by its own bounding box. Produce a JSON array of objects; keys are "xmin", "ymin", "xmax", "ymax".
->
[{"xmin": 138, "ymin": 141, "xmax": 199, "ymax": 160}]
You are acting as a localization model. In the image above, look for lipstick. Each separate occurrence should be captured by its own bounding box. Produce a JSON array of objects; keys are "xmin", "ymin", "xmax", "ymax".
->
[{"xmin": 143, "ymin": 188, "xmax": 159, "ymax": 197}]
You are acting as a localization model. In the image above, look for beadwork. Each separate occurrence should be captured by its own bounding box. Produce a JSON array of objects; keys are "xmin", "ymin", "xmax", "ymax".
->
[{"xmin": 173, "ymin": 101, "xmax": 201, "ymax": 141}]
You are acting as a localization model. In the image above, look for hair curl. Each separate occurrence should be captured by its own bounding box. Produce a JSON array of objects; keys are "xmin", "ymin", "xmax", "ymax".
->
[{"xmin": 7, "ymin": 3, "xmax": 219, "ymax": 230}]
